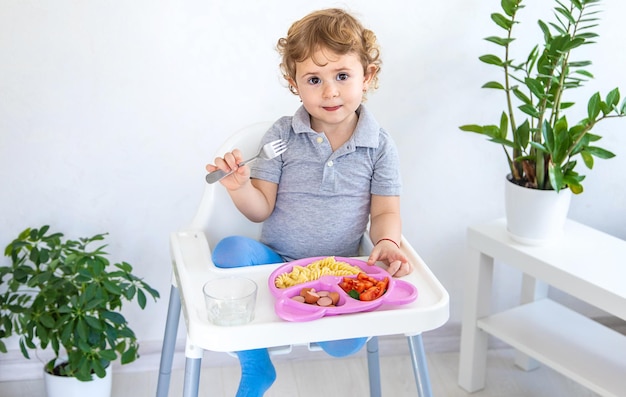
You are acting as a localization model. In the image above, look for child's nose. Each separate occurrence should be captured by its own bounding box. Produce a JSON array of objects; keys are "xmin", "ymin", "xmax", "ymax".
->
[{"xmin": 322, "ymin": 82, "xmax": 339, "ymax": 99}]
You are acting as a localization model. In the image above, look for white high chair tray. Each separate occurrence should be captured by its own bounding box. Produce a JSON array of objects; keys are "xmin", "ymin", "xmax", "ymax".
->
[{"xmin": 171, "ymin": 230, "xmax": 449, "ymax": 353}]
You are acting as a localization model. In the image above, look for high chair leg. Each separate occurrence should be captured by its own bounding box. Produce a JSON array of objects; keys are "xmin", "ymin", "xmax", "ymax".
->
[
  {"xmin": 408, "ymin": 334, "xmax": 433, "ymax": 397},
  {"xmin": 156, "ymin": 284, "xmax": 182, "ymax": 397},
  {"xmin": 366, "ymin": 336, "xmax": 382, "ymax": 397},
  {"xmin": 183, "ymin": 357, "xmax": 201, "ymax": 397},
  {"xmin": 182, "ymin": 338, "xmax": 204, "ymax": 397}
]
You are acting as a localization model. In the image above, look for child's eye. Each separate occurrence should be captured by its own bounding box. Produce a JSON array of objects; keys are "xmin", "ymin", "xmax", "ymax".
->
[
  {"xmin": 336, "ymin": 73, "xmax": 349, "ymax": 81},
  {"xmin": 307, "ymin": 77, "xmax": 321, "ymax": 85}
]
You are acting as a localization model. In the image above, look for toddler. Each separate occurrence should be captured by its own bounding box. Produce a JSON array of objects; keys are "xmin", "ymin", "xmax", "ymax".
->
[{"xmin": 206, "ymin": 8, "xmax": 412, "ymax": 396}]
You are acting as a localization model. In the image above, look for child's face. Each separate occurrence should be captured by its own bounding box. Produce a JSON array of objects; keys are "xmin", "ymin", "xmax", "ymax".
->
[{"xmin": 290, "ymin": 48, "xmax": 376, "ymax": 132}]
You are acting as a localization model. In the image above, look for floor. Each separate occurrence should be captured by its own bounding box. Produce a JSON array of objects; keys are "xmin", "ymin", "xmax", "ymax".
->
[{"xmin": 0, "ymin": 347, "xmax": 599, "ymax": 397}]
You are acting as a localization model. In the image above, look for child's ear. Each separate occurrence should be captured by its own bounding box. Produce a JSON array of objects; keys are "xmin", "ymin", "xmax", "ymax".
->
[
  {"xmin": 363, "ymin": 64, "xmax": 378, "ymax": 87},
  {"xmin": 287, "ymin": 78, "xmax": 298, "ymax": 94}
]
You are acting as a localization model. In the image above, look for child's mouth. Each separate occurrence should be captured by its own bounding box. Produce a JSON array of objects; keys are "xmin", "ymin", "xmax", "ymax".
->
[{"xmin": 323, "ymin": 105, "xmax": 341, "ymax": 111}]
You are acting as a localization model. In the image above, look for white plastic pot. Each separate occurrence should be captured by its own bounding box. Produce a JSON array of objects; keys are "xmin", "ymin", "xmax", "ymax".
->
[
  {"xmin": 43, "ymin": 361, "xmax": 112, "ymax": 397},
  {"xmin": 504, "ymin": 175, "xmax": 572, "ymax": 245}
]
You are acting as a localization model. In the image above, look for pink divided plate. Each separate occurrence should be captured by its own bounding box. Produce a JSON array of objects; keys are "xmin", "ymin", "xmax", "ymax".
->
[{"xmin": 268, "ymin": 256, "xmax": 417, "ymax": 322}]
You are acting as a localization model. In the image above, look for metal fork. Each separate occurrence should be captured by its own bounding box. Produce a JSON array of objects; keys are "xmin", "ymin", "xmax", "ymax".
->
[{"xmin": 205, "ymin": 139, "xmax": 287, "ymax": 184}]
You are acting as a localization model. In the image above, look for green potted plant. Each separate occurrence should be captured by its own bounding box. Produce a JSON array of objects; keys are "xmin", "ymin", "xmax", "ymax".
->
[
  {"xmin": 0, "ymin": 225, "xmax": 159, "ymax": 396},
  {"xmin": 460, "ymin": 0, "xmax": 625, "ymax": 243}
]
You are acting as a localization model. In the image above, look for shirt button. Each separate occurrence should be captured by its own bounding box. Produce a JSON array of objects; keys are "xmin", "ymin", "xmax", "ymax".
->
[
  {"xmin": 327, "ymin": 160, "xmax": 334, "ymax": 167},
  {"xmin": 316, "ymin": 136, "xmax": 324, "ymax": 143}
]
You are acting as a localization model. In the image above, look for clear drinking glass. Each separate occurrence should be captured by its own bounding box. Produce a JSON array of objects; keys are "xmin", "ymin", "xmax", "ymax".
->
[{"xmin": 203, "ymin": 277, "xmax": 257, "ymax": 326}]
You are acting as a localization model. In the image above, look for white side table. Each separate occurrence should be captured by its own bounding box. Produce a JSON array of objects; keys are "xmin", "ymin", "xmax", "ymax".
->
[{"xmin": 458, "ymin": 218, "xmax": 626, "ymax": 397}]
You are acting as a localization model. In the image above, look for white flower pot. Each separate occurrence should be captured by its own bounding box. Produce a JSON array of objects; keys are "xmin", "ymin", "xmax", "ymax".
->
[
  {"xmin": 504, "ymin": 175, "xmax": 572, "ymax": 245},
  {"xmin": 44, "ymin": 361, "xmax": 112, "ymax": 397}
]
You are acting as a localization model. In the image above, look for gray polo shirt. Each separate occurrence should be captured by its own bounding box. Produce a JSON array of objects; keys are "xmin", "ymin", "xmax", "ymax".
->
[{"xmin": 250, "ymin": 105, "xmax": 402, "ymax": 261}]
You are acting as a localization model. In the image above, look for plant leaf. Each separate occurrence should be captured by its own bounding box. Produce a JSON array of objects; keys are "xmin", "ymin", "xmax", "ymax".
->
[
  {"xmin": 580, "ymin": 150, "xmax": 594, "ymax": 169},
  {"xmin": 552, "ymin": 118, "xmax": 570, "ymax": 165},
  {"xmin": 515, "ymin": 120, "xmax": 531, "ymax": 149},
  {"xmin": 479, "ymin": 54, "xmax": 504, "ymax": 66},
  {"xmin": 512, "ymin": 87, "xmax": 532, "ymax": 105},
  {"xmin": 100, "ymin": 349, "xmax": 117, "ymax": 361},
  {"xmin": 524, "ymin": 77, "xmax": 545, "ymax": 99},
  {"xmin": 40, "ymin": 314, "xmax": 55, "ymax": 328},
  {"xmin": 519, "ymin": 103, "xmax": 540, "ymax": 118},
  {"xmin": 606, "ymin": 88, "xmax": 620, "ymax": 109},
  {"xmin": 548, "ymin": 162, "xmax": 565, "ymax": 192},
  {"xmin": 482, "ymin": 81, "xmax": 505, "ymax": 90},
  {"xmin": 491, "ymin": 13, "xmax": 514, "ymax": 30},
  {"xmin": 484, "ymin": 36, "xmax": 515, "ymax": 46},
  {"xmin": 102, "ymin": 311, "xmax": 126, "ymax": 325},
  {"xmin": 587, "ymin": 92, "xmax": 601, "ymax": 120},
  {"xmin": 460, "ymin": 124, "xmax": 503, "ymax": 139},
  {"xmin": 137, "ymin": 289, "xmax": 147, "ymax": 309},
  {"xmin": 501, "ymin": 0, "xmax": 520, "ymax": 17},
  {"xmin": 121, "ymin": 344, "xmax": 138, "ymax": 364},
  {"xmin": 586, "ymin": 146, "xmax": 616, "ymax": 159}
]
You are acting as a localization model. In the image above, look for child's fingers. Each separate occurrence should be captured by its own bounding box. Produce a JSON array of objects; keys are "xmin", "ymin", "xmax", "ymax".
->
[
  {"xmin": 386, "ymin": 260, "xmax": 401, "ymax": 276},
  {"xmin": 367, "ymin": 246, "xmax": 412, "ymax": 277},
  {"xmin": 207, "ymin": 150, "xmax": 244, "ymax": 173},
  {"xmin": 366, "ymin": 246, "xmax": 381, "ymax": 266},
  {"xmin": 223, "ymin": 151, "xmax": 238, "ymax": 169},
  {"xmin": 388, "ymin": 260, "xmax": 412, "ymax": 277}
]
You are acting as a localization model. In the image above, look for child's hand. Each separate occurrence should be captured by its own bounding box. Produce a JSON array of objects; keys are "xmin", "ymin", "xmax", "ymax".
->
[
  {"xmin": 205, "ymin": 149, "xmax": 250, "ymax": 189},
  {"xmin": 366, "ymin": 240, "xmax": 413, "ymax": 277}
]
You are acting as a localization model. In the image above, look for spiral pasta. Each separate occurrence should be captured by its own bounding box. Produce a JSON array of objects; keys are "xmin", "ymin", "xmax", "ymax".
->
[{"xmin": 274, "ymin": 257, "xmax": 361, "ymax": 288}]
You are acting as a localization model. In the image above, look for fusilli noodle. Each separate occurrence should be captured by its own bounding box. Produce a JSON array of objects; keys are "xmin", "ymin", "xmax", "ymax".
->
[{"xmin": 274, "ymin": 257, "xmax": 361, "ymax": 288}]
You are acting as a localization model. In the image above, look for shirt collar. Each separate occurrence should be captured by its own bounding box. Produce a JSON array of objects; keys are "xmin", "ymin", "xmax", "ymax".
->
[{"xmin": 291, "ymin": 104, "xmax": 380, "ymax": 148}]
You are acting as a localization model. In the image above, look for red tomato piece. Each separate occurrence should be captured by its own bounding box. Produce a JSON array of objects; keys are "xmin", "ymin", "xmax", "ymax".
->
[{"xmin": 359, "ymin": 286, "xmax": 381, "ymax": 301}]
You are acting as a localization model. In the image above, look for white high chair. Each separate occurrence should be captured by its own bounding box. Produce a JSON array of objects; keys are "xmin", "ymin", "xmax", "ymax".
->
[{"xmin": 155, "ymin": 122, "xmax": 449, "ymax": 397}]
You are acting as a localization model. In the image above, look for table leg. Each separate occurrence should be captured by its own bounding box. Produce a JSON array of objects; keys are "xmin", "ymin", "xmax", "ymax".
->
[
  {"xmin": 366, "ymin": 337, "xmax": 382, "ymax": 397},
  {"xmin": 156, "ymin": 284, "xmax": 182, "ymax": 397},
  {"xmin": 514, "ymin": 275, "xmax": 549, "ymax": 371},
  {"xmin": 458, "ymin": 250, "xmax": 495, "ymax": 392},
  {"xmin": 408, "ymin": 334, "xmax": 433, "ymax": 397}
]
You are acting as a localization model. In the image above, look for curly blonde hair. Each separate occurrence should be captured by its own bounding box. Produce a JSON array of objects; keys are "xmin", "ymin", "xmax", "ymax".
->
[{"xmin": 277, "ymin": 8, "xmax": 381, "ymax": 96}]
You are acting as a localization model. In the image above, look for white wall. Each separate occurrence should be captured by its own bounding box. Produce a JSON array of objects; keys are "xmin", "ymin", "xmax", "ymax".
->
[{"xmin": 1, "ymin": 0, "xmax": 625, "ymax": 369}]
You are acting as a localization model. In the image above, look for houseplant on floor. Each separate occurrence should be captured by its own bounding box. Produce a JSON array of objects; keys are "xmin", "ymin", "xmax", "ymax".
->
[
  {"xmin": 0, "ymin": 225, "xmax": 160, "ymax": 397},
  {"xmin": 460, "ymin": 0, "xmax": 626, "ymax": 244}
]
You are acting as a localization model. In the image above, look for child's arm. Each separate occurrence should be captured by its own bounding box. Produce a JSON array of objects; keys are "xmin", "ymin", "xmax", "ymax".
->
[
  {"xmin": 206, "ymin": 149, "xmax": 277, "ymax": 222},
  {"xmin": 367, "ymin": 195, "xmax": 413, "ymax": 277}
]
